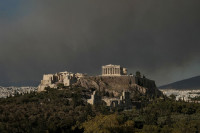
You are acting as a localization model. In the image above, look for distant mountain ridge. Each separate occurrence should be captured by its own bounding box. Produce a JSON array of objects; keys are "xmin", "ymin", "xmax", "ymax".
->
[
  {"xmin": 159, "ymin": 76, "xmax": 200, "ymax": 90},
  {"xmin": 0, "ymin": 80, "xmax": 40, "ymax": 87}
]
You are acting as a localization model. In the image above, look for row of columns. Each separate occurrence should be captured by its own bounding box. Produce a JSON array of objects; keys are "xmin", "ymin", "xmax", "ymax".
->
[{"xmin": 102, "ymin": 67, "xmax": 120, "ymax": 75}]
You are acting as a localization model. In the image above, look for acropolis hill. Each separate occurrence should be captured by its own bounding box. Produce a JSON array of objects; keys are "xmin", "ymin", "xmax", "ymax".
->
[{"xmin": 38, "ymin": 64, "xmax": 161, "ymax": 96}]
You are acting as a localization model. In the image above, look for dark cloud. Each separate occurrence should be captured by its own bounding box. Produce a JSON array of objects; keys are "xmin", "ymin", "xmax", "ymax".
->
[{"xmin": 0, "ymin": 0, "xmax": 200, "ymax": 86}]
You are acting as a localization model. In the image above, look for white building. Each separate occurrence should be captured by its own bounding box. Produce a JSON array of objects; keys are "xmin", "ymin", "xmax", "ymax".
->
[
  {"xmin": 102, "ymin": 64, "xmax": 127, "ymax": 76},
  {"xmin": 57, "ymin": 71, "xmax": 76, "ymax": 86},
  {"xmin": 87, "ymin": 91, "xmax": 102, "ymax": 105},
  {"xmin": 160, "ymin": 89, "xmax": 200, "ymax": 102},
  {"xmin": 38, "ymin": 71, "xmax": 86, "ymax": 92}
]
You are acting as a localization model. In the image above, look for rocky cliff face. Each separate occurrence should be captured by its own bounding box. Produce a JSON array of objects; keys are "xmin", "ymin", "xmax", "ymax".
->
[{"xmin": 73, "ymin": 76, "xmax": 161, "ymax": 96}]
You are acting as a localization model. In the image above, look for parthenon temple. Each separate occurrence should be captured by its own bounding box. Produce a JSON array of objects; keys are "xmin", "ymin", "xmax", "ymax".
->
[{"xmin": 102, "ymin": 64, "xmax": 127, "ymax": 76}]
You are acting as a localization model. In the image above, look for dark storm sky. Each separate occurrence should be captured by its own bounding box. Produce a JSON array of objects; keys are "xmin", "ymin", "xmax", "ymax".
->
[{"xmin": 0, "ymin": 0, "xmax": 200, "ymax": 86}]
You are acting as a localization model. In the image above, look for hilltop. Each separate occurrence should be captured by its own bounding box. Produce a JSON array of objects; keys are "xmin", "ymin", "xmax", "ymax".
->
[
  {"xmin": 74, "ymin": 76, "xmax": 161, "ymax": 97},
  {"xmin": 159, "ymin": 76, "xmax": 200, "ymax": 90},
  {"xmin": 37, "ymin": 64, "xmax": 162, "ymax": 97}
]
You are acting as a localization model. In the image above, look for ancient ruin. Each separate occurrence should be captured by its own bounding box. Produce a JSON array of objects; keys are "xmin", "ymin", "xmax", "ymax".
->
[
  {"xmin": 38, "ymin": 64, "xmax": 161, "ymax": 97},
  {"xmin": 87, "ymin": 90, "xmax": 132, "ymax": 109},
  {"xmin": 102, "ymin": 64, "xmax": 127, "ymax": 76},
  {"xmin": 38, "ymin": 71, "xmax": 87, "ymax": 92}
]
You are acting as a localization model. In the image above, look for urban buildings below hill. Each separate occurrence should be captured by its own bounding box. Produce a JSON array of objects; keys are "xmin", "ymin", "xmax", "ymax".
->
[
  {"xmin": 0, "ymin": 86, "xmax": 37, "ymax": 98},
  {"xmin": 160, "ymin": 89, "xmax": 200, "ymax": 102}
]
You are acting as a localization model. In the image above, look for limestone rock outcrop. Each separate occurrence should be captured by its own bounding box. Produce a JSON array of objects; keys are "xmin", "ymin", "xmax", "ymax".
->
[{"xmin": 73, "ymin": 76, "xmax": 161, "ymax": 96}]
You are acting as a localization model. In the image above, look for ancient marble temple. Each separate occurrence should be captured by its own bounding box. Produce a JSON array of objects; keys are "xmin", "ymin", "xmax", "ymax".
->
[{"xmin": 102, "ymin": 64, "xmax": 127, "ymax": 76}]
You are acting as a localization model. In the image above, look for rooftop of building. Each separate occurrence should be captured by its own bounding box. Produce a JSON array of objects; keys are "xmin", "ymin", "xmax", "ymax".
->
[{"xmin": 103, "ymin": 64, "xmax": 120, "ymax": 67}]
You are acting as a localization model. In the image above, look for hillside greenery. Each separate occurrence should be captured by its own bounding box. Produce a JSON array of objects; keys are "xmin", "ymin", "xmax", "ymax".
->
[{"xmin": 0, "ymin": 87, "xmax": 200, "ymax": 133}]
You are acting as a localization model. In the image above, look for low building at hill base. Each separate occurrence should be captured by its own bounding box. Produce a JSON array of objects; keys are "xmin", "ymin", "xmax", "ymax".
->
[{"xmin": 87, "ymin": 90, "xmax": 132, "ymax": 110}]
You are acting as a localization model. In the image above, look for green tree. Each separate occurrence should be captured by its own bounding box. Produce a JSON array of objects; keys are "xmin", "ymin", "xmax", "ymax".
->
[
  {"xmin": 57, "ymin": 83, "xmax": 64, "ymax": 89},
  {"xmin": 169, "ymin": 94, "xmax": 176, "ymax": 101},
  {"xmin": 136, "ymin": 71, "xmax": 141, "ymax": 78},
  {"xmin": 142, "ymin": 125, "xmax": 160, "ymax": 133}
]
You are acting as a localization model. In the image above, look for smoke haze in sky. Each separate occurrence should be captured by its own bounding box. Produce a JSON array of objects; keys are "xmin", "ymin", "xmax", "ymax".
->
[{"xmin": 0, "ymin": 0, "xmax": 200, "ymax": 86}]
